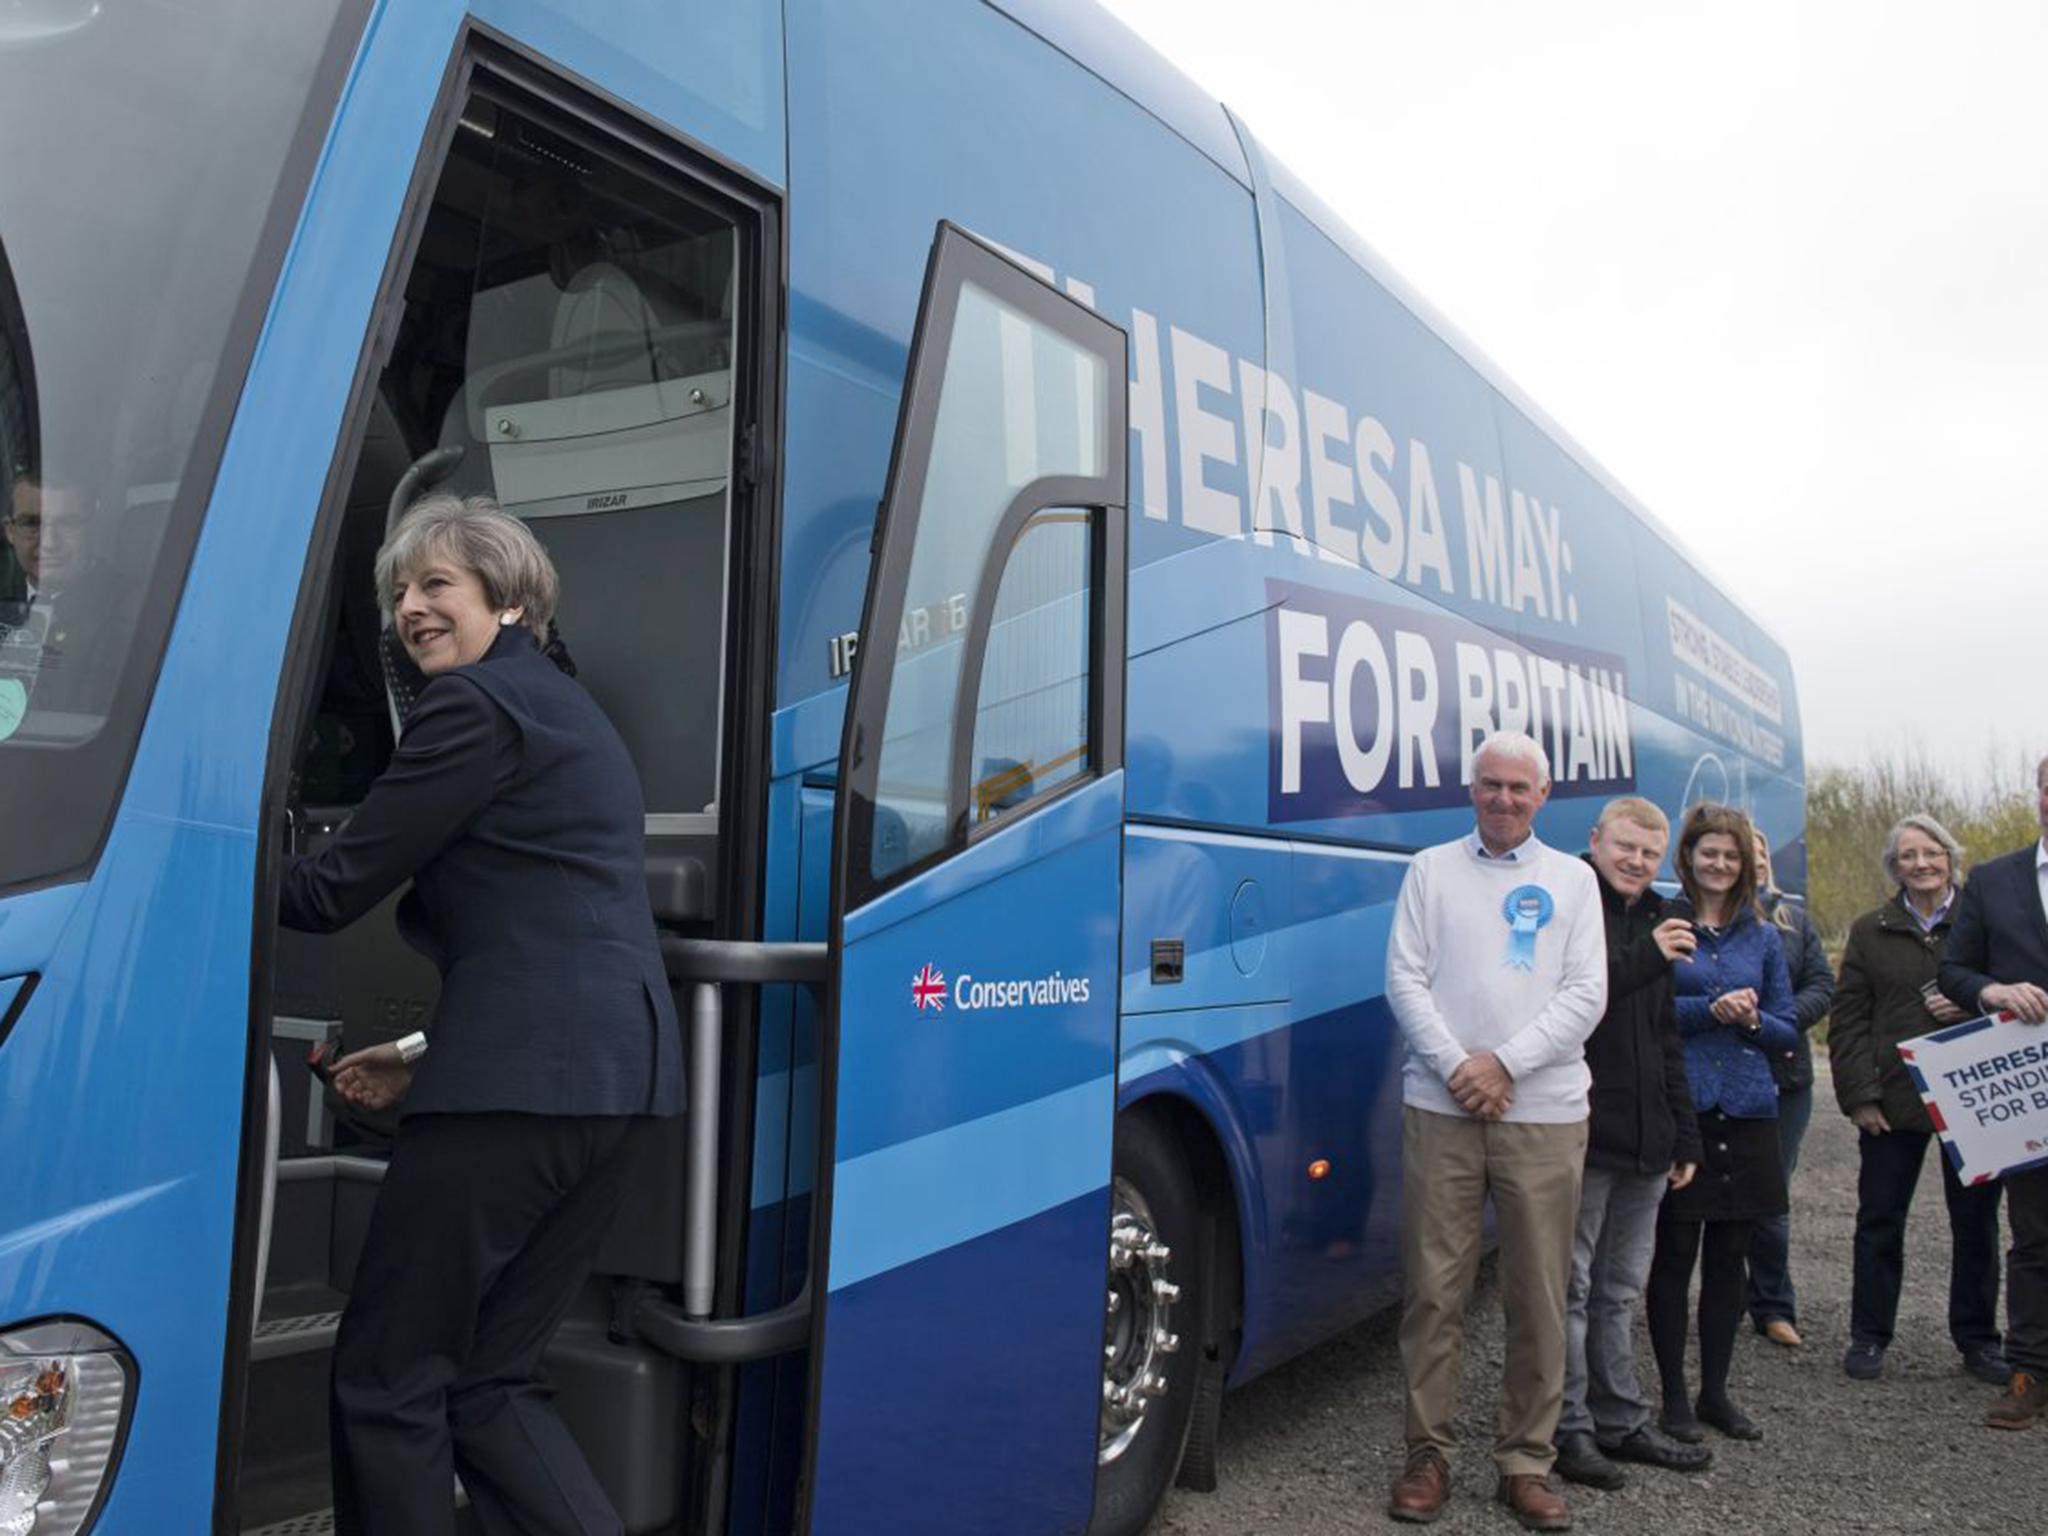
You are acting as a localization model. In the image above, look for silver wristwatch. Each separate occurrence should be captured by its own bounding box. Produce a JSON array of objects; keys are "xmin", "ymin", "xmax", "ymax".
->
[{"xmin": 394, "ymin": 1031, "xmax": 429, "ymax": 1065}]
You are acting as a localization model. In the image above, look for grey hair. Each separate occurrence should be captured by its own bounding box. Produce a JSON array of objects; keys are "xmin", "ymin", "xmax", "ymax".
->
[
  {"xmin": 374, "ymin": 494, "xmax": 557, "ymax": 638},
  {"xmin": 1881, "ymin": 812, "xmax": 1964, "ymax": 887},
  {"xmin": 1473, "ymin": 729, "xmax": 1551, "ymax": 785}
]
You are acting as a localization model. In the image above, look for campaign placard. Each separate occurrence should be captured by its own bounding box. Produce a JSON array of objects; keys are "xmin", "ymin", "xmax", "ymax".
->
[{"xmin": 1897, "ymin": 1013, "xmax": 2048, "ymax": 1184}]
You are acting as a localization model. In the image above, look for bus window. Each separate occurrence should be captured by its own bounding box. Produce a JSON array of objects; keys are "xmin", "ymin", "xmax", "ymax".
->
[
  {"xmin": 969, "ymin": 509, "xmax": 1093, "ymax": 827},
  {"xmin": 0, "ymin": 2, "xmax": 354, "ymax": 890},
  {"xmin": 865, "ymin": 278, "xmax": 1109, "ymax": 888}
]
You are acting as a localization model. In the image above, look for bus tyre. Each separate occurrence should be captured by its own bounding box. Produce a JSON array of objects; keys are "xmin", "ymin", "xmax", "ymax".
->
[{"xmin": 1090, "ymin": 1114, "xmax": 1202, "ymax": 1536}]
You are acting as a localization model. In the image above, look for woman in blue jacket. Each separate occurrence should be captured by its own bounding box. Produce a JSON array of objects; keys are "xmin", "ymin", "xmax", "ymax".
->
[
  {"xmin": 281, "ymin": 495, "xmax": 682, "ymax": 1535},
  {"xmin": 1646, "ymin": 803, "xmax": 1797, "ymax": 1443}
]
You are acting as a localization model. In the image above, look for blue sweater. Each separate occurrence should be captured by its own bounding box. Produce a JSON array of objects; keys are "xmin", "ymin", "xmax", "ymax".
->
[{"xmin": 1673, "ymin": 908, "xmax": 1798, "ymax": 1119}]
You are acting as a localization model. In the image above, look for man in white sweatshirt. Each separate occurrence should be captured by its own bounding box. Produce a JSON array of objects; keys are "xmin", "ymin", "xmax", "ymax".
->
[{"xmin": 1383, "ymin": 731, "xmax": 1607, "ymax": 1532}]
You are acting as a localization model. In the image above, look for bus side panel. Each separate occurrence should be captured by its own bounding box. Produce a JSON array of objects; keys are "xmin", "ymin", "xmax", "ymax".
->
[
  {"xmin": 1118, "ymin": 835, "xmax": 1410, "ymax": 1383},
  {"xmin": 1274, "ymin": 188, "xmax": 1801, "ymax": 841},
  {"xmin": 0, "ymin": 824, "xmax": 257, "ymax": 1525},
  {"xmin": 1121, "ymin": 187, "xmax": 1801, "ymax": 860},
  {"xmin": 810, "ymin": 786, "xmax": 1124, "ymax": 1536}
]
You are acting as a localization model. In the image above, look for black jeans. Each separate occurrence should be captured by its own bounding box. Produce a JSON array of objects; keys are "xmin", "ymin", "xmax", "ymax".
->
[
  {"xmin": 2008, "ymin": 1162, "xmax": 2048, "ymax": 1374},
  {"xmin": 1849, "ymin": 1125, "xmax": 2003, "ymax": 1354},
  {"xmin": 331, "ymin": 1111, "xmax": 656, "ymax": 1536},
  {"xmin": 1746, "ymin": 1084, "xmax": 1814, "ymax": 1327}
]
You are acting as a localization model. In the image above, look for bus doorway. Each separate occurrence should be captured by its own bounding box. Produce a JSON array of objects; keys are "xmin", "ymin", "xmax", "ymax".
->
[{"xmin": 236, "ymin": 51, "xmax": 788, "ymax": 1536}]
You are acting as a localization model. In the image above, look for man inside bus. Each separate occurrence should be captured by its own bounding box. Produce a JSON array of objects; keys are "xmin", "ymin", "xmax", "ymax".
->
[
  {"xmin": 1384, "ymin": 731, "xmax": 1606, "ymax": 1530},
  {"xmin": 1553, "ymin": 797, "xmax": 1711, "ymax": 1490},
  {"xmin": 1938, "ymin": 752, "xmax": 2048, "ymax": 1430},
  {"xmin": 0, "ymin": 470, "xmax": 85, "ymax": 712}
]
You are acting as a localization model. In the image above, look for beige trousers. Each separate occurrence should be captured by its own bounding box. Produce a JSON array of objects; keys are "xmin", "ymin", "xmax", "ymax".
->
[{"xmin": 1399, "ymin": 1105, "xmax": 1588, "ymax": 1476}]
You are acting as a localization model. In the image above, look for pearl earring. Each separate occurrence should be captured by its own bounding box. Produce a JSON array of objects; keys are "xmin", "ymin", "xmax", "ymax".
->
[{"xmin": 498, "ymin": 612, "xmax": 517, "ymax": 627}]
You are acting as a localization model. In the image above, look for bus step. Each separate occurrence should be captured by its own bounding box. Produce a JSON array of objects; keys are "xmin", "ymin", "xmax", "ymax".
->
[
  {"xmin": 243, "ymin": 1512, "xmax": 334, "ymax": 1536},
  {"xmin": 251, "ymin": 1309, "xmax": 342, "ymax": 1362},
  {"xmin": 243, "ymin": 1481, "xmax": 474, "ymax": 1536}
]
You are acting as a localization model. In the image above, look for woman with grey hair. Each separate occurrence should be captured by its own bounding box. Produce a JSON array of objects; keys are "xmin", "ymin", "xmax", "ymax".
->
[
  {"xmin": 1831, "ymin": 813, "xmax": 2007, "ymax": 1385},
  {"xmin": 279, "ymin": 494, "xmax": 682, "ymax": 1533}
]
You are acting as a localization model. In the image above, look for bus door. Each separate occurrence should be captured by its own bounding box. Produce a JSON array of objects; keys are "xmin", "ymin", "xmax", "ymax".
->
[
  {"xmin": 803, "ymin": 225, "xmax": 1129, "ymax": 1534},
  {"xmin": 237, "ymin": 26, "xmax": 787, "ymax": 1535}
]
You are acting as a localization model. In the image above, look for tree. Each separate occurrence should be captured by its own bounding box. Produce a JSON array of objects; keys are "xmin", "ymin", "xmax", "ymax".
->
[{"xmin": 1805, "ymin": 748, "xmax": 2041, "ymax": 953}]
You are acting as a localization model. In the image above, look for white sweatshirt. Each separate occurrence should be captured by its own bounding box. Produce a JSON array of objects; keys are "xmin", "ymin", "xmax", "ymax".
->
[{"xmin": 1384, "ymin": 831, "xmax": 1607, "ymax": 1123}]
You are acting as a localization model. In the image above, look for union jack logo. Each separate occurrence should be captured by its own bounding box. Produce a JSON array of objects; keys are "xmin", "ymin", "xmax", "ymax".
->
[{"xmin": 911, "ymin": 963, "xmax": 948, "ymax": 1012}]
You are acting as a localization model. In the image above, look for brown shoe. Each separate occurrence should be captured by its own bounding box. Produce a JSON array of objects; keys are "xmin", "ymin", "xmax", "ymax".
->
[
  {"xmin": 1762, "ymin": 1319, "xmax": 1802, "ymax": 1348},
  {"xmin": 1497, "ymin": 1473, "xmax": 1571, "ymax": 1531},
  {"xmin": 1388, "ymin": 1447, "xmax": 1451, "ymax": 1523},
  {"xmin": 1986, "ymin": 1371, "xmax": 2048, "ymax": 1430}
]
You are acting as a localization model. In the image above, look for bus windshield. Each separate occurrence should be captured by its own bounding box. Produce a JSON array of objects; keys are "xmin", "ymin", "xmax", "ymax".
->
[{"xmin": 0, "ymin": 0, "xmax": 351, "ymax": 889}]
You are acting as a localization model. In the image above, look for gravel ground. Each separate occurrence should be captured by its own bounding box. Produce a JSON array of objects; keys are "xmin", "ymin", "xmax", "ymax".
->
[{"xmin": 1154, "ymin": 1064, "xmax": 2048, "ymax": 1534}]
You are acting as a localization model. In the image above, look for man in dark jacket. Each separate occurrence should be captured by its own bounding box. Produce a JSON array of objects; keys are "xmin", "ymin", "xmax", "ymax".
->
[
  {"xmin": 1745, "ymin": 833, "xmax": 1836, "ymax": 1348},
  {"xmin": 1555, "ymin": 797, "xmax": 1712, "ymax": 1488},
  {"xmin": 1940, "ymin": 754, "xmax": 2048, "ymax": 1430}
]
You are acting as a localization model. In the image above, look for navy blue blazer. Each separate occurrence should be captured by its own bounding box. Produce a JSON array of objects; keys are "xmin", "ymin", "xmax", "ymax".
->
[
  {"xmin": 282, "ymin": 626, "xmax": 682, "ymax": 1118},
  {"xmin": 1941, "ymin": 844, "xmax": 2048, "ymax": 1011}
]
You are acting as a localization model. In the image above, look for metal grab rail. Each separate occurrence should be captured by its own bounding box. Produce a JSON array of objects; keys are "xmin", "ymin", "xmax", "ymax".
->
[
  {"xmin": 658, "ymin": 936, "xmax": 829, "ymax": 988},
  {"xmin": 633, "ymin": 1281, "xmax": 813, "ymax": 1366},
  {"xmin": 632, "ymin": 934, "xmax": 826, "ymax": 1365}
]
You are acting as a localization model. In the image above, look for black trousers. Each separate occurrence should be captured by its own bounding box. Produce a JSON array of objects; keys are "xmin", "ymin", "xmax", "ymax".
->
[
  {"xmin": 2008, "ymin": 1162, "xmax": 2048, "ymax": 1374},
  {"xmin": 1849, "ymin": 1126, "xmax": 2003, "ymax": 1353},
  {"xmin": 331, "ymin": 1111, "xmax": 655, "ymax": 1536}
]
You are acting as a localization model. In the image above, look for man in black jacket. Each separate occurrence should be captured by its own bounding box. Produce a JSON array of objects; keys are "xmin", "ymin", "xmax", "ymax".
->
[
  {"xmin": 1940, "ymin": 754, "xmax": 2048, "ymax": 1430},
  {"xmin": 1555, "ymin": 797, "xmax": 1713, "ymax": 1488}
]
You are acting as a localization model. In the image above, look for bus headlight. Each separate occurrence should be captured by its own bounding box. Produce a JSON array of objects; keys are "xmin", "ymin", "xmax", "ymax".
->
[{"xmin": 0, "ymin": 1322, "xmax": 131, "ymax": 1536}]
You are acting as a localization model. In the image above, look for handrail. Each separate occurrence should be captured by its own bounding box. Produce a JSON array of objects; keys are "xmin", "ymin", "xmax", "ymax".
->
[
  {"xmin": 632, "ymin": 1284, "xmax": 812, "ymax": 1365},
  {"xmin": 659, "ymin": 933, "xmax": 827, "ymax": 988},
  {"xmin": 635, "ymin": 933, "xmax": 827, "ymax": 1364}
]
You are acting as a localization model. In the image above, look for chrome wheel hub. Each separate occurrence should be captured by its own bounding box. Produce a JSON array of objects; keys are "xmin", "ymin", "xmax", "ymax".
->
[{"xmin": 1098, "ymin": 1176, "xmax": 1181, "ymax": 1465}]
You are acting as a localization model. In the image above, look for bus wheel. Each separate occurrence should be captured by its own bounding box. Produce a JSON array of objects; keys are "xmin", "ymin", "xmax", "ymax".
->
[{"xmin": 1089, "ymin": 1113, "xmax": 1200, "ymax": 1536}]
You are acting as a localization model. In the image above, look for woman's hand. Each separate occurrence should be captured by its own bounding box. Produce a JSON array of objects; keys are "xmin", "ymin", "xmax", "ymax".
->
[
  {"xmin": 1922, "ymin": 989, "xmax": 1968, "ymax": 1025},
  {"xmin": 1668, "ymin": 1162, "xmax": 1697, "ymax": 1190},
  {"xmin": 1850, "ymin": 1103, "xmax": 1891, "ymax": 1136},
  {"xmin": 330, "ymin": 1042, "xmax": 416, "ymax": 1112},
  {"xmin": 1710, "ymin": 988, "xmax": 1760, "ymax": 1030}
]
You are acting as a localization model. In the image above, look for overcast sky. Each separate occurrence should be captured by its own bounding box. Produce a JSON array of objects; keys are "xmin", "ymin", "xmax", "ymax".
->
[{"xmin": 1098, "ymin": 0, "xmax": 2048, "ymax": 787}]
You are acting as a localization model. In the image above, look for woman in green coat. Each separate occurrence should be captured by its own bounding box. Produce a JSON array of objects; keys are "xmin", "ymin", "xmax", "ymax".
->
[{"xmin": 1832, "ymin": 813, "xmax": 2008, "ymax": 1385}]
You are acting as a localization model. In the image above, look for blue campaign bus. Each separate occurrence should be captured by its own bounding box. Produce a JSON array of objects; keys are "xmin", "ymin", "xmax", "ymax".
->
[{"xmin": 0, "ymin": 1, "xmax": 1802, "ymax": 1532}]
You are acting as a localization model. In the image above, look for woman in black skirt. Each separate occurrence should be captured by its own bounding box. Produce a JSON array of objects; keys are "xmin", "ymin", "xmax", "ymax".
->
[{"xmin": 1647, "ymin": 803, "xmax": 1798, "ymax": 1441}]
